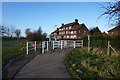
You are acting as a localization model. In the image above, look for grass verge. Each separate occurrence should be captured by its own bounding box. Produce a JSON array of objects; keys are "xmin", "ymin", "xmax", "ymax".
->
[
  {"xmin": 2, "ymin": 40, "xmax": 26, "ymax": 66},
  {"xmin": 64, "ymin": 48, "xmax": 120, "ymax": 79}
]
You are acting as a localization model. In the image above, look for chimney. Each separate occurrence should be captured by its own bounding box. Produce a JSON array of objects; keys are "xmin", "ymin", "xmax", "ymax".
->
[
  {"xmin": 62, "ymin": 23, "xmax": 64, "ymax": 26},
  {"xmin": 75, "ymin": 19, "xmax": 78, "ymax": 23}
]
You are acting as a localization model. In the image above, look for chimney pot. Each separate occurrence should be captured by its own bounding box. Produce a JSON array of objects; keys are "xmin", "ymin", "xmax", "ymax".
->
[
  {"xmin": 62, "ymin": 23, "xmax": 64, "ymax": 26},
  {"xmin": 75, "ymin": 19, "xmax": 78, "ymax": 23}
]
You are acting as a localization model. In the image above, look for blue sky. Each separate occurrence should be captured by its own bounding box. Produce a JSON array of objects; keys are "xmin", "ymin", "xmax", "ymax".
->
[{"xmin": 2, "ymin": 2, "xmax": 113, "ymax": 37}]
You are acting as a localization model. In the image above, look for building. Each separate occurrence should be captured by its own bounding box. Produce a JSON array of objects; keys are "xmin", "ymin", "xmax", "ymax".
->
[
  {"xmin": 108, "ymin": 25, "xmax": 120, "ymax": 36},
  {"xmin": 51, "ymin": 19, "xmax": 89, "ymax": 40}
]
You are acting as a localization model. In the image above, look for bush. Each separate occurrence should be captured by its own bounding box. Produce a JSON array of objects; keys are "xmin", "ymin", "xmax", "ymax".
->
[{"xmin": 82, "ymin": 35, "xmax": 120, "ymax": 51}]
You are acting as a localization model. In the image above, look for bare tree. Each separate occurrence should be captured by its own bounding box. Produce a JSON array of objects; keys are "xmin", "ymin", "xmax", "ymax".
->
[
  {"xmin": 42, "ymin": 33, "xmax": 47, "ymax": 40},
  {"xmin": 1, "ymin": 25, "xmax": 9, "ymax": 37},
  {"xmin": 98, "ymin": 1, "xmax": 120, "ymax": 26},
  {"xmin": 15, "ymin": 29, "xmax": 21, "ymax": 40},
  {"xmin": 25, "ymin": 28, "xmax": 31, "ymax": 37},
  {"xmin": 9, "ymin": 25, "xmax": 16, "ymax": 37}
]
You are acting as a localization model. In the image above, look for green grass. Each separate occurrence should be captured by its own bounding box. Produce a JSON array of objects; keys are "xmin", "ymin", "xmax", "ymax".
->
[
  {"xmin": 64, "ymin": 49, "xmax": 120, "ymax": 79},
  {"xmin": 2, "ymin": 40, "xmax": 26, "ymax": 66}
]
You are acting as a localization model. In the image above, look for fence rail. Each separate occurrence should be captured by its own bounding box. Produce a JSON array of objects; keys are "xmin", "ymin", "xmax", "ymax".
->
[{"xmin": 26, "ymin": 40, "xmax": 83, "ymax": 55}]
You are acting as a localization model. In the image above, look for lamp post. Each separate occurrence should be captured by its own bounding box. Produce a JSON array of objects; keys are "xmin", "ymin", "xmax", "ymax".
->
[{"xmin": 54, "ymin": 25, "xmax": 57, "ymax": 41}]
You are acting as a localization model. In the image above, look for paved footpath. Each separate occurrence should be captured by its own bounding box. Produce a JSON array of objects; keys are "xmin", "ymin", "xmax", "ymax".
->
[{"xmin": 15, "ymin": 48, "xmax": 72, "ymax": 78}]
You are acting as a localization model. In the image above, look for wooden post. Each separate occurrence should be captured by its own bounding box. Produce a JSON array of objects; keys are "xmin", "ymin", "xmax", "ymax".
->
[
  {"xmin": 53, "ymin": 41, "xmax": 54, "ymax": 49},
  {"xmin": 61, "ymin": 41, "xmax": 62, "ymax": 49},
  {"xmin": 47, "ymin": 41, "xmax": 48, "ymax": 51},
  {"xmin": 34, "ymin": 41, "xmax": 36, "ymax": 51},
  {"xmin": 74, "ymin": 41, "xmax": 75, "ymax": 49},
  {"xmin": 27, "ymin": 42, "xmax": 28, "ymax": 55},
  {"xmin": 82, "ymin": 40, "xmax": 83, "ymax": 47},
  {"xmin": 42, "ymin": 42, "xmax": 45, "ymax": 54},
  {"xmin": 107, "ymin": 41, "xmax": 110, "ymax": 56},
  {"xmin": 88, "ymin": 35, "xmax": 90, "ymax": 51}
]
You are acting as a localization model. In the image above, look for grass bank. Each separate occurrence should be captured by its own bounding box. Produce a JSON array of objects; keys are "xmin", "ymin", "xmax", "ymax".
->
[
  {"xmin": 64, "ymin": 49, "xmax": 120, "ymax": 79},
  {"xmin": 2, "ymin": 40, "xmax": 26, "ymax": 66}
]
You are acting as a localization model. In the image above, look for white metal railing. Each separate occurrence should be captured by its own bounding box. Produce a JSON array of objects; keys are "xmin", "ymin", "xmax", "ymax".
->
[{"xmin": 26, "ymin": 40, "xmax": 83, "ymax": 55}]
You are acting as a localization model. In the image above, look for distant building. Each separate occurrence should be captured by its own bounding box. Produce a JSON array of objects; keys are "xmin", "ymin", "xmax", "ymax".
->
[
  {"xmin": 51, "ymin": 19, "xmax": 89, "ymax": 40},
  {"xmin": 101, "ymin": 32, "xmax": 107, "ymax": 35},
  {"xmin": 108, "ymin": 25, "xmax": 120, "ymax": 36}
]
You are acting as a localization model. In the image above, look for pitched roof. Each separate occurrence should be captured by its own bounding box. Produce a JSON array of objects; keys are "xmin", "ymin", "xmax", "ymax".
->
[
  {"xmin": 60, "ymin": 22, "xmax": 76, "ymax": 28},
  {"xmin": 51, "ymin": 29, "xmax": 59, "ymax": 34},
  {"xmin": 108, "ymin": 25, "xmax": 120, "ymax": 32}
]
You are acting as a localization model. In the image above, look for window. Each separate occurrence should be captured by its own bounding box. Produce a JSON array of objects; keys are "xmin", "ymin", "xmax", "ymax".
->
[
  {"xmin": 71, "ymin": 36, "xmax": 73, "ymax": 39},
  {"xmin": 74, "ymin": 35, "xmax": 76, "ymax": 39},
  {"xmin": 78, "ymin": 36, "xmax": 80, "ymax": 39},
  {"xmin": 84, "ymin": 30, "xmax": 86, "ymax": 34},
  {"xmin": 71, "ymin": 31, "xmax": 73, "ymax": 34},
  {"xmin": 63, "ymin": 31, "xmax": 65, "ymax": 34},
  {"xmin": 66, "ymin": 27, "xmax": 68, "ymax": 30},
  {"xmin": 69, "ymin": 31, "xmax": 71, "ymax": 34},
  {"xmin": 74, "ymin": 31, "xmax": 76, "ymax": 34},
  {"xmin": 67, "ymin": 35, "xmax": 69, "ymax": 38},
  {"xmin": 64, "ymin": 28, "xmax": 65, "ymax": 30},
  {"xmin": 64, "ymin": 36, "xmax": 66, "ymax": 38},
  {"xmin": 62, "ymin": 28, "xmax": 63, "ymax": 30},
  {"xmin": 59, "ymin": 29, "xmax": 61, "ymax": 31},
  {"xmin": 59, "ymin": 32, "xmax": 61, "ymax": 34},
  {"xmin": 69, "ymin": 26, "xmax": 71, "ymax": 29},
  {"xmin": 66, "ymin": 31, "xmax": 68, "ymax": 34},
  {"xmin": 112, "ymin": 32, "xmax": 113, "ymax": 34}
]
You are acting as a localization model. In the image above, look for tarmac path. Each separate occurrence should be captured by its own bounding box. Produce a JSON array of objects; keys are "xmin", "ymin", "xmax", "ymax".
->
[{"xmin": 15, "ymin": 48, "xmax": 72, "ymax": 78}]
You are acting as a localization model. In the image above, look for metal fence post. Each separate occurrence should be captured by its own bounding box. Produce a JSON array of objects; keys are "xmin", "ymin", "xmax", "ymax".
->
[
  {"xmin": 74, "ymin": 41, "xmax": 75, "ymax": 49},
  {"xmin": 61, "ymin": 41, "xmax": 62, "ymax": 49},
  {"xmin": 53, "ymin": 41, "xmax": 54, "ymax": 49},
  {"xmin": 27, "ymin": 42, "xmax": 28, "ymax": 55},
  {"xmin": 35, "ymin": 41, "xmax": 36, "ymax": 51},
  {"xmin": 47, "ymin": 41, "xmax": 48, "ymax": 51}
]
